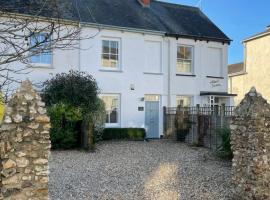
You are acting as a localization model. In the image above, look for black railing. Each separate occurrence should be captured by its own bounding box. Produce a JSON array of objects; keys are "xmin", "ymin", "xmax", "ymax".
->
[{"xmin": 163, "ymin": 105, "xmax": 236, "ymax": 150}]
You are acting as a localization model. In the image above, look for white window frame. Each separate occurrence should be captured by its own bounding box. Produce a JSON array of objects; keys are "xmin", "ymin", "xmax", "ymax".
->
[
  {"xmin": 100, "ymin": 94, "xmax": 121, "ymax": 127},
  {"xmin": 100, "ymin": 38, "xmax": 121, "ymax": 71},
  {"xmin": 29, "ymin": 33, "xmax": 53, "ymax": 68},
  {"xmin": 176, "ymin": 95, "xmax": 193, "ymax": 107},
  {"xmin": 176, "ymin": 45, "xmax": 194, "ymax": 74}
]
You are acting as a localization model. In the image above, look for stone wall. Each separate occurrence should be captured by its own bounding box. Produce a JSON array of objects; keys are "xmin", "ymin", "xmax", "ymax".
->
[
  {"xmin": 0, "ymin": 81, "xmax": 51, "ymax": 200},
  {"xmin": 230, "ymin": 87, "xmax": 270, "ymax": 199}
]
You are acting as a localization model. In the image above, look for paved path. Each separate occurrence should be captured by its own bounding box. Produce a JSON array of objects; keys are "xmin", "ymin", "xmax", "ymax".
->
[{"xmin": 49, "ymin": 140, "xmax": 233, "ymax": 200}]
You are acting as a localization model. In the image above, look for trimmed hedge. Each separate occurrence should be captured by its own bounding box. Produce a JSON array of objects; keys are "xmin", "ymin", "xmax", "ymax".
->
[{"xmin": 102, "ymin": 128, "xmax": 146, "ymax": 140}]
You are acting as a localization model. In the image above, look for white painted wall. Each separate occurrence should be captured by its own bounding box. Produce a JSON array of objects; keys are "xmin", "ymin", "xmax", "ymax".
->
[{"xmin": 3, "ymin": 25, "xmax": 229, "ymax": 137}]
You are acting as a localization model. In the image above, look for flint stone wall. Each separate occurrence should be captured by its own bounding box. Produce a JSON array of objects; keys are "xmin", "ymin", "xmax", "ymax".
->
[
  {"xmin": 0, "ymin": 81, "xmax": 51, "ymax": 200},
  {"xmin": 231, "ymin": 87, "xmax": 270, "ymax": 199}
]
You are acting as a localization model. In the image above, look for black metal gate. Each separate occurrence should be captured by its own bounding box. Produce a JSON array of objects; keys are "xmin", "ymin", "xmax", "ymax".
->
[{"xmin": 163, "ymin": 105, "xmax": 235, "ymax": 150}]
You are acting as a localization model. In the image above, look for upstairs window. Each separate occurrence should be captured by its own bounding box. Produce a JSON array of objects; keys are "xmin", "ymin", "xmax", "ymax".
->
[
  {"xmin": 101, "ymin": 40, "xmax": 119, "ymax": 69},
  {"xmin": 177, "ymin": 45, "xmax": 193, "ymax": 74},
  {"xmin": 30, "ymin": 33, "xmax": 52, "ymax": 66}
]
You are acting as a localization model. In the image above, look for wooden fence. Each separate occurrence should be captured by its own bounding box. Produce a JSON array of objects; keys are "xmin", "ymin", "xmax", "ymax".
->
[{"xmin": 163, "ymin": 104, "xmax": 235, "ymax": 150}]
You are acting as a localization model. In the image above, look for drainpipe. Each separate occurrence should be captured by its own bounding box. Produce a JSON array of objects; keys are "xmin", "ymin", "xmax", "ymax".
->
[
  {"xmin": 78, "ymin": 22, "xmax": 81, "ymax": 71},
  {"xmin": 167, "ymin": 39, "xmax": 172, "ymax": 107}
]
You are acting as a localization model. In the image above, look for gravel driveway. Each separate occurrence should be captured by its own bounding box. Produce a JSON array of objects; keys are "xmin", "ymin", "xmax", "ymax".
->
[{"xmin": 49, "ymin": 140, "xmax": 233, "ymax": 200}]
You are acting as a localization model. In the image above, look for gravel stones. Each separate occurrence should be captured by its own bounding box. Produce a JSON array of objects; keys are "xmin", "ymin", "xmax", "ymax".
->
[{"xmin": 49, "ymin": 140, "xmax": 233, "ymax": 200}]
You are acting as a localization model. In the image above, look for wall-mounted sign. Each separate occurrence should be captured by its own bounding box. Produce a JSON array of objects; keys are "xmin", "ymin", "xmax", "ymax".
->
[
  {"xmin": 138, "ymin": 107, "xmax": 144, "ymax": 111},
  {"xmin": 210, "ymin": 80, "xmax": 222, "ymax": 87}
]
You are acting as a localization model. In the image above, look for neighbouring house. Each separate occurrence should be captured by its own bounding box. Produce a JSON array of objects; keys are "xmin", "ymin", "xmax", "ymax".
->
[
  {"xmin": 1, "ymin": 0, "xmax": 233, "ymax": 138},
  {"xmin": 229, "ymin": 25, "xmax": 270, "ymax": 105}
]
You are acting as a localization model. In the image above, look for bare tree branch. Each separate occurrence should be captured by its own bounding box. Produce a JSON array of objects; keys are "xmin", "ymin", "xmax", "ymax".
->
[{"xmin": 0, "ymin": 0, "xmax": 99, "ymax": 97}]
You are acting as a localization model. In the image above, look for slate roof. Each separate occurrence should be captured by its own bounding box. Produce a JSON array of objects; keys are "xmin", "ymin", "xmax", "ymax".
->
[
  {"xmin": 243, "ymin": 26, "xmax": 270, "ymax": 42},
  {"xmin": 228, "ymin": 62, "xmax": 245, "ymax": 76},
  {"xmin": 0, "ymin": 0, "xmax": 231, "ymax": 43}
]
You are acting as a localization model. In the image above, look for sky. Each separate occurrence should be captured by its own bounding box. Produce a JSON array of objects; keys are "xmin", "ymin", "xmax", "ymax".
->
[{"xmin": 162, "ymin": 0, "xmax": 270, "ymax": 64}]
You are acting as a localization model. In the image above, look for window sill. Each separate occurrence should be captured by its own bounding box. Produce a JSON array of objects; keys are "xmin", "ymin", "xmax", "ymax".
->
[
  {"xmin": 143, "ymin": 72, "xmax": 163, "ymax": 75},
  {"xmin": 176, "ymin": 74, "xmax": 196, "ymax": 77},
  {"xmin": 206, "ymin": 76, "xmax": 224, "ymax": 79},
  {"xmin": 105, "ymin": 123, "xmax": 120, "ymax": 128},
  {"xmin": 99, "ymin": 69, "xmax": 123, "ymax": 73},
  {"xmin": 28, "ymin": 63, "xmax": 53, "ymax": 69}
]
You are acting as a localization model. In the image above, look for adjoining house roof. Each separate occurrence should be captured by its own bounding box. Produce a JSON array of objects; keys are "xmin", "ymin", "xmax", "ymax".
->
[
  {"xmin": 228, "ymin": 62, "xmax": 245, "ymax": 76},
  {"xmin": 0, "ymin": 0, "xmax": 231, "ymax": 43},
  {"xmin": 243, "ymin": 26, "xmax": 270, "ymax": 43}
]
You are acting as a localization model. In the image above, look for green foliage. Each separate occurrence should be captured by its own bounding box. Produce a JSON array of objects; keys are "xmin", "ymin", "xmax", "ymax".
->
[
  {"xmin": 48, "ymin": 103, "xmax": 82, "ymax": 149},
  {"xmin": 50, "ymin": 128, "xmax": 77, "ymax": 149},
  {"xmin": 216, "ymin": 127, "xmax": 233, "ymax": 159},
  {"xmin": 42, "ymin": 70, "xmax": 99, "ymax": 114},
  {"xmin": 43, "ymin": 71, "xmax": 106, "ymax": 149},
  {"xmin": 92, "ymin": 98, "xmax": 106, "ymax": 141},
  {"xmin": 102, "ymin": 128, "xmax": 146, "ymax": 140}
]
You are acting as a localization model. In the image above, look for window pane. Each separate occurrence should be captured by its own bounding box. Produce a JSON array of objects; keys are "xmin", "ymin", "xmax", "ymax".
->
[
  {"xmin": 101, "ymin": 95, "xmax": 119, "ymax": 124},
  {"xmin": 31, "ymin": 55, "xmax": 40, "ymax": 63},
  {"xmin": 111, "ymin": 41, "xmax": 118, "ymax": 54},
  {"xmin": 177, "ymin": 46, "xmax": 185, "ymax": 59},
  {"xmin": 102, "ymin": 54, "xmax": 110, "ymax": 67},
  {"xmin": 110, "ymin": 54, "xmax": 118, "ymax": 68},
  {"xmin": 177, "ymin": 60, "xmax": 192, "ymax": 73},
  {"xmin": 145, "ymin": 95, "xmax": 160, "ymax": 101},
  {"xmin": 102, "ymin": 40, "xmax": 110, "ymax": 54},
  {"xmin": 41, "ymin": 53, "xmax": 52, "ymax": 64},
  {"xmin": 185, "ymin": 47, "xmax": 192, "ymax": 59},
  {"xmin": 30, "ymin": 33, "xmax": 51, "ymax": 65},
  {"xmin": 110, "ymin": 109, "xmax": 117, "ymax": 123},
  {"xmin": 176, "ymin": 96, "xmax": 191, "ymax": 107}
]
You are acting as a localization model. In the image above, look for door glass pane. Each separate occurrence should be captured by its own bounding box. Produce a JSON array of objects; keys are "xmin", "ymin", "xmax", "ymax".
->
[{"xmin": 145, "ymin": 95, "xmax": 160, "ymax": 102}]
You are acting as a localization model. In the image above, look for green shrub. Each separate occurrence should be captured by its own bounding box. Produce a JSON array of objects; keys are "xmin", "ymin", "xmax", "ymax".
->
[
  {"xmin": 43, "ymin": 71, "xmax": 106, "ymax": 149},
  {"xmin": 216, "ymin": 127, "xmax": 233, "ymax": 159},
  {"xmin": 50, "ymin": 128, "xmax": 77, "ymax": 149},
  {"xmin": 48, "ymin": 103, "xmax": 83, "ymax": 149},
  {"xmin": 42, "ymin": 70, "xmax": 99, "ymax": 112},
  {"xmin": 102, "ymin": 128, "xmax": 146, "ymax": 140}
]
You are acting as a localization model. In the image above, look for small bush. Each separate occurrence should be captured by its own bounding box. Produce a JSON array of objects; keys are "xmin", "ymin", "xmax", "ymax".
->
[
  {"xmin": 216, "ymin": 127, "xmax": 233, "ymax": 159},
  {"xmin": 50, "ymin": 128, "xmax": 77, "ymax": 149},
  {"xmin": 48, "ymin": 103, "xmax": 82, "ymax": 149},
  {"xmin": 43, "ymin": 71, "xmax": 106, "ymax": 150},
  {"xmin": 102, "ymin": 128, "xmax": 146, "ymax": 140}
]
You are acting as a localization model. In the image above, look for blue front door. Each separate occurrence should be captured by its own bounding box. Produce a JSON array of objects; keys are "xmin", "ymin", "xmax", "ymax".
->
[{"xmin": 145, "ymin": 101, "xmax": 159, "ymax": 138}]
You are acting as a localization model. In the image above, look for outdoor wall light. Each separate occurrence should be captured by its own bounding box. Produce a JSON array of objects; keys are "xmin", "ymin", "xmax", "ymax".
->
[{"xmin": 130, "ymin": 84, "xmax": 135, "ymax": 90}]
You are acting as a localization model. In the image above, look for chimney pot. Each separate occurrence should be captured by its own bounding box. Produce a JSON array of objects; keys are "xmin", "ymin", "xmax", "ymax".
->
[{"xmin": 138, "ymin": 0, "xmax": 150, "ymax": 7}]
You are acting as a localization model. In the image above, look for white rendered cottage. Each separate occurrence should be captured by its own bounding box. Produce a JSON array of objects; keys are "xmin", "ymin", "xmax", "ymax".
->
[{"xmin": 1, "ymin": 0, "xmax": 234, "ymax": 138}]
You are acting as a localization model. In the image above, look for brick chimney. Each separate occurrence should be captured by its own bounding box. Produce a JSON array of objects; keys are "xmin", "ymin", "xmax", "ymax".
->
[{"xmin": 138, "ymin": 0, "xmax": 150, "ymax": 7}]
